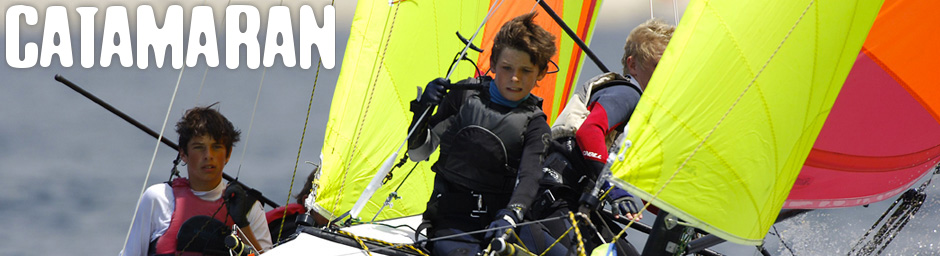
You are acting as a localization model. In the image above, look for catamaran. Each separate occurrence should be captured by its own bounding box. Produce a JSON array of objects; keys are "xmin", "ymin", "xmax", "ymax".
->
[
  {"xmin": 265, "ymin": 0, "xmax": 940, "ymax": 255},
  {"xmin": 56, "ymin": 0, "xmax": 940, "ymax": 255}
]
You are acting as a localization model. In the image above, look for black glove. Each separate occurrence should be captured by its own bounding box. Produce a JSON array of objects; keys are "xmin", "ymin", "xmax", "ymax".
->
[
  {"xmin": 605, "ymin": 183, "xmax": 641, "ymax": 220},
  {"xmin": 420, "ymin": 78, "xmax": 449, "ymax": 105},
  {"xmin": 224, "ymin": 183, "xmax": 258, "ymax": 228},
  {"xmin": 484, "ymin": 208, "xmax": 521, "ymax": 242}
]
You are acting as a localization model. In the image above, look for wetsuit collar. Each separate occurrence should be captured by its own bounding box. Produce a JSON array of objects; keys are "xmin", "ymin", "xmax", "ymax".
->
[{"xmin": 489, "ymin": 80, "xmax": 529, "ymax": 108}]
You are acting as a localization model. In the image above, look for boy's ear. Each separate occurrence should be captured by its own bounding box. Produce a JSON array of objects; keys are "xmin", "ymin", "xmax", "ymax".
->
[
  {"xmin": 626, "ymin": 56, "xmax": 638, "ymax": 76},
  {"xmin": 537, "ymin": 68, "xmax": 548, "ymax": 81}
]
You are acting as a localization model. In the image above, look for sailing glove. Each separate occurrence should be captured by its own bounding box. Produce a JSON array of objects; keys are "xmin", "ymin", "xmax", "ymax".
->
[
  {"xmin": 484, "ymin": 208, "xmax": 521, "ymax": 242},
  {"xmin": 605, "ymin": 183, "xmax": 641, "ymax": 221},
  {"xmin": 224, "ymin": 183, "xmax": 258, "ymax": 227},
  {"xmin": 420, "ymin": 78, "xmax": 449, "ymax": 105}
]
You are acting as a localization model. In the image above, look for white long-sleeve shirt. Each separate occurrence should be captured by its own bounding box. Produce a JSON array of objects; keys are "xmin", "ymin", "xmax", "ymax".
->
[{"xmin": 119, "ymin": 181, "xmax": 273, "ymax": 256}]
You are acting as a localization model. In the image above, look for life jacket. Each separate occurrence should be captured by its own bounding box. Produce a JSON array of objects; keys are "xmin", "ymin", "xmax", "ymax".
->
[
  {"xmin": 265, "ymin": 203, "xmax": 308, "ymax": 242},
  {"xmin": 551, "ymin": 72, "xmax": 641, "ymax": 149},
  {"xmin": 433, "ymin": 77, "xmax": 546, "ymax": 194},
  {"xmin": 533, "ymin": 73, "xmax": 642, "ymax": 218},
  {"xmin": 153, "ymin": 178, "xmax": 234, "ymax": 256}
]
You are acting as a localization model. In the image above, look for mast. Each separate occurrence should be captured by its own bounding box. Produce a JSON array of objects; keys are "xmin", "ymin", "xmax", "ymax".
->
[{"xmin": 54, "ymin": 75, "xmax": 279, "ymax": 208}]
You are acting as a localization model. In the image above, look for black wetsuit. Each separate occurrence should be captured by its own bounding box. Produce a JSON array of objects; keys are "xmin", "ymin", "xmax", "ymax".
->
[{"xmin": 408, "ymin": 77, "xmax": 552, "ymax": 256}]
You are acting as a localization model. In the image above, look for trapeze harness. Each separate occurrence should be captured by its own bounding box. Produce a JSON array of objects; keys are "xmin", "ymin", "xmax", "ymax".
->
[
  {"xmin": 152, "ymin": 178, "xmax": 234, "ymax": 256},
  {"xmin": 534, "ymin": 72, "xmax": 642, "ymax": 217},
  {"xmin": 427, "ymin": 78, "xmax": 544, "ymax": 222}
]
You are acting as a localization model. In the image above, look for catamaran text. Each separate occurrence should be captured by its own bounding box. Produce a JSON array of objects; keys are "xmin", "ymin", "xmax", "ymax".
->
[{"xmin": 5, "ymin": 5, "xmax": 335, "ymax": 69}]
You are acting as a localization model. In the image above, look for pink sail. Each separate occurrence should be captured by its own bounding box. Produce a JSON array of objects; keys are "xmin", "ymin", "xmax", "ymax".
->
[{"xmin": 785, "ymin": 0, "xmax": 940, "ymax": 208}]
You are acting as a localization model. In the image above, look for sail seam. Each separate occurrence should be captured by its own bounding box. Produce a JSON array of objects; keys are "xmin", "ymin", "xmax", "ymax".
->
[
  {"xmin": 615, "ymin": 0, "xmax": 818, "ymax": 244},
  {"xmin": 335, "ymin": 2, "xmax": 403, "ymax": 216}
]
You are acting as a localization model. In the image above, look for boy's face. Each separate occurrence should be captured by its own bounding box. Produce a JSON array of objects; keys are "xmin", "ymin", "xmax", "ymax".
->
[
  {"xmin": 181, "ymin": 135, "xmax": 230, "ymax": 191},
  {"xmin": 493, "ymin": 48, "xmax": 547, "ymax": 102}
]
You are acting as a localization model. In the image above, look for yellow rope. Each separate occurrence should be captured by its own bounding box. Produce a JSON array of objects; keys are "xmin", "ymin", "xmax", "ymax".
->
[
  {"xmin": 336, "ymin": 230, "xmax": 373, "ymax": 256},
  {"xmin": 539, "ymin": 217, "xmax": 576, "ymax": 256},
  {"xmin": 511, "ymin": 228, "xmax": 530, "ymax": 252},
  {"xmin": 333, "ymin": 0, "xmax": 402, "ymax": 212},
  {"xmin": 569, "ymin": 212, "xmax": 587, "ymax": 256},
  {"xmin": 335, "ymin": 230, "xmax": 429, "ymax": 256}
]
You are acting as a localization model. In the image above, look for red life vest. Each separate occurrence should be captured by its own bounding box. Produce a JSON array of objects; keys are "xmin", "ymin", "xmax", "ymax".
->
[
  {"xmin": 265, "ymin": 203, "xmax": 306, "ymax": 224},
  {"xmin": 153, "ymin": 178, "xmax": 233, "ymax": 255}
]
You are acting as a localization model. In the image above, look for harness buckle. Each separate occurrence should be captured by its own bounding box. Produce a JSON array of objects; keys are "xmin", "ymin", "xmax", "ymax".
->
[
  {"xmin": 543, "ymin": 189, "xmax": 556, "ymax": 204},
  {"xmin": 470, "ymin": 192, "xmax": 487, "ymax": 218}
]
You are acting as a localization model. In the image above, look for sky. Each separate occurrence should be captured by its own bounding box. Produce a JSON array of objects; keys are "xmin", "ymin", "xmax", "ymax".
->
[{"xmin": 1, "ymin": 0, "xmax": 937, "ymax": 255}]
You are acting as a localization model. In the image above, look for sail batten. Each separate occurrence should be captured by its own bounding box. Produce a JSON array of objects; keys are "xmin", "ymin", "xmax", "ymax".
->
[{"xmin": 609, "ymin": 0, "xmax": 884, "ymax": 245}]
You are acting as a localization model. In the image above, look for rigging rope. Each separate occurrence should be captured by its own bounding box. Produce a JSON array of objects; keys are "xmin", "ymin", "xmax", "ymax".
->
[
  {"xmin": 334, "ymin": 229, "xmax": 429, "ymax": 256},
  {"xmin": 673, "ymin": 0, "xmax": 680, "ymax": 25},
  {"xmin": 279, "ymin": 12, "xmax": 332, "ymax": 238},
  {"xmin": 192, "ymin": 0, "xmax": 211, "ymax": 104},
  {"xmin": 338, "ymin": 215, "xmax": 576, "ymax": 256},
  {"xmin": 195, "ymin": 66, "xmax": 209, "ymax": 106},
  {"xmin": 121, "ymin": 65, "xmax": 187, "ymax": 253},
  {"xmin": 178, "ymin": 201, "xmax": 229, "ymax": 253},
  {"xmin": 612, "ymin": 0, "xmax": 816, "ymax": 242},
  {"xmin": 234, "ymin": 67, "xmax": 266, "ymax": 178},
  {"xmin": 337, "ymin": 0, "xmax": 506, "ymax": 219},
  {"xmin": 332, "ymin": 1, "xmax": 403, "ymax": 213},
  {"xmin": 771, "ymin": 225, "xmax": 796, "ymax": 256}
]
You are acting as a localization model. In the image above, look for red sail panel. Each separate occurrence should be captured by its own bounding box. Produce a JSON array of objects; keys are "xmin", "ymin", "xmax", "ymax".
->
[{"xmin": 784, "ymin": 52, "xmax": 940, "ymax": 209}]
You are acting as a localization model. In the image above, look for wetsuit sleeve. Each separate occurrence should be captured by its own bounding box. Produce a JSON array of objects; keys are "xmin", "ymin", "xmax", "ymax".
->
[
  {"xmin": 575, "ymin": 87, "xmax": 640, "ymax": 164},
  {"xmin": 408, "ymin": 89, "xmax": 463, "ymax": 161},
  {"xmin": 508, "ymin": 115, "xmax": 551, "ymax": 213}
]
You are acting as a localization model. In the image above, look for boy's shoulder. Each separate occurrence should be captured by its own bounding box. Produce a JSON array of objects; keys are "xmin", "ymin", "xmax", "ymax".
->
[{"xmin": 140, "ymin": 182, "xmax": 174, "ymax": 205}]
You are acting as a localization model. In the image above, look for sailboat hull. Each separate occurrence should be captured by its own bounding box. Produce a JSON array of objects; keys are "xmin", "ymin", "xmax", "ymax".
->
[{"xmin": 264, "ymin": 215, "xmax": 424, "ymax": 256}]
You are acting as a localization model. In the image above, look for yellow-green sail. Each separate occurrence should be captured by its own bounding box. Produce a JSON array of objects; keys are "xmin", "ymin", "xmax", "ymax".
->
[
  {"xmin": 315, "ymin": 0, "xmax": 606, "ymax": 221},
  {"xmin": 608, "ymin": 0, "xmax": 884, "ymax": 245},
  {"xmin": 314, "ymin": 0, "xmax": 489, "ymax": 221}
]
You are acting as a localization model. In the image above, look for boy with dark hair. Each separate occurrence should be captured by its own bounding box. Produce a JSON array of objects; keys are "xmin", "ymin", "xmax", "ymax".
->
[
  {"xmin": 407, "ymin": 12, "xmax": 558, "ymax": 256},
  {"xmin": 121, "ymin": 105, "xmax": 272, "ymax": 256}
]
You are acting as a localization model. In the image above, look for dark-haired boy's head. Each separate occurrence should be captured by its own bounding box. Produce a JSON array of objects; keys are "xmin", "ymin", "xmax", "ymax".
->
[{"xmin": 176, "ymin": 104, "xmax": 241, "ymax": 158}]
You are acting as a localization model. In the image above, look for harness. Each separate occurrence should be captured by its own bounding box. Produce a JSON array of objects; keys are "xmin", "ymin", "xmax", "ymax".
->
[
  {"xmin": 152, "ymin": 178, "xmax": 234, "ymax": 256},
  {"xmin": 551, "ymin": 72, "xmax": 642, "ymax": 144},
  {"xmin": 533, "ymin": 73, "xmax": 642, "ymax": 218},
  {"xmin": 433, "ymin": 78, "xmax": 545, "ymax": 194}
]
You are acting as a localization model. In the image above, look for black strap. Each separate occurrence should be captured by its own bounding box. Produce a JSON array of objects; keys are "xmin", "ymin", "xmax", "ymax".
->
[{"xmin": 591, "ymin": 79, "xmax": 642, "ymax": 97}]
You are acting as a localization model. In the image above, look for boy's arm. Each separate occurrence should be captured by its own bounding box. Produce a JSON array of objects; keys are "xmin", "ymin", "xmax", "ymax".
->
[
  {"xmin": 245, "ymin": 201, "xmax": 273, "ymax": 252},
  {"xmin": 120, "ymin": 184, "xmax": 173, "ymax": 256}
]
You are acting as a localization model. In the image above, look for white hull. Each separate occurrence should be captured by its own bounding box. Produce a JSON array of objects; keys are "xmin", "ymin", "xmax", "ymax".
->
[{"xmin": 265, "ymin": 215, "xmax": 425, "ymax": 256}]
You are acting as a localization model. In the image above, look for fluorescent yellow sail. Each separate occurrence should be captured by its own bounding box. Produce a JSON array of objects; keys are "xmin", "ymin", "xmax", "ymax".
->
[
  {"xmin": 316, "ymin": 0, "xmax": 606, "ymax": 221},
  {"xmin": 608, "ymin": 0, "xmax": 884, "ymax": 245},
  {"xmin": 315, "ymin": 0, "xmax": 489, "ymax": 221}
]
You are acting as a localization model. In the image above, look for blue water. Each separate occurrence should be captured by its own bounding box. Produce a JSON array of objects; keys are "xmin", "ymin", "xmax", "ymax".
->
[{"xmin": 2, "ymin": 1, "xmax": 938, "ymax": 255}]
